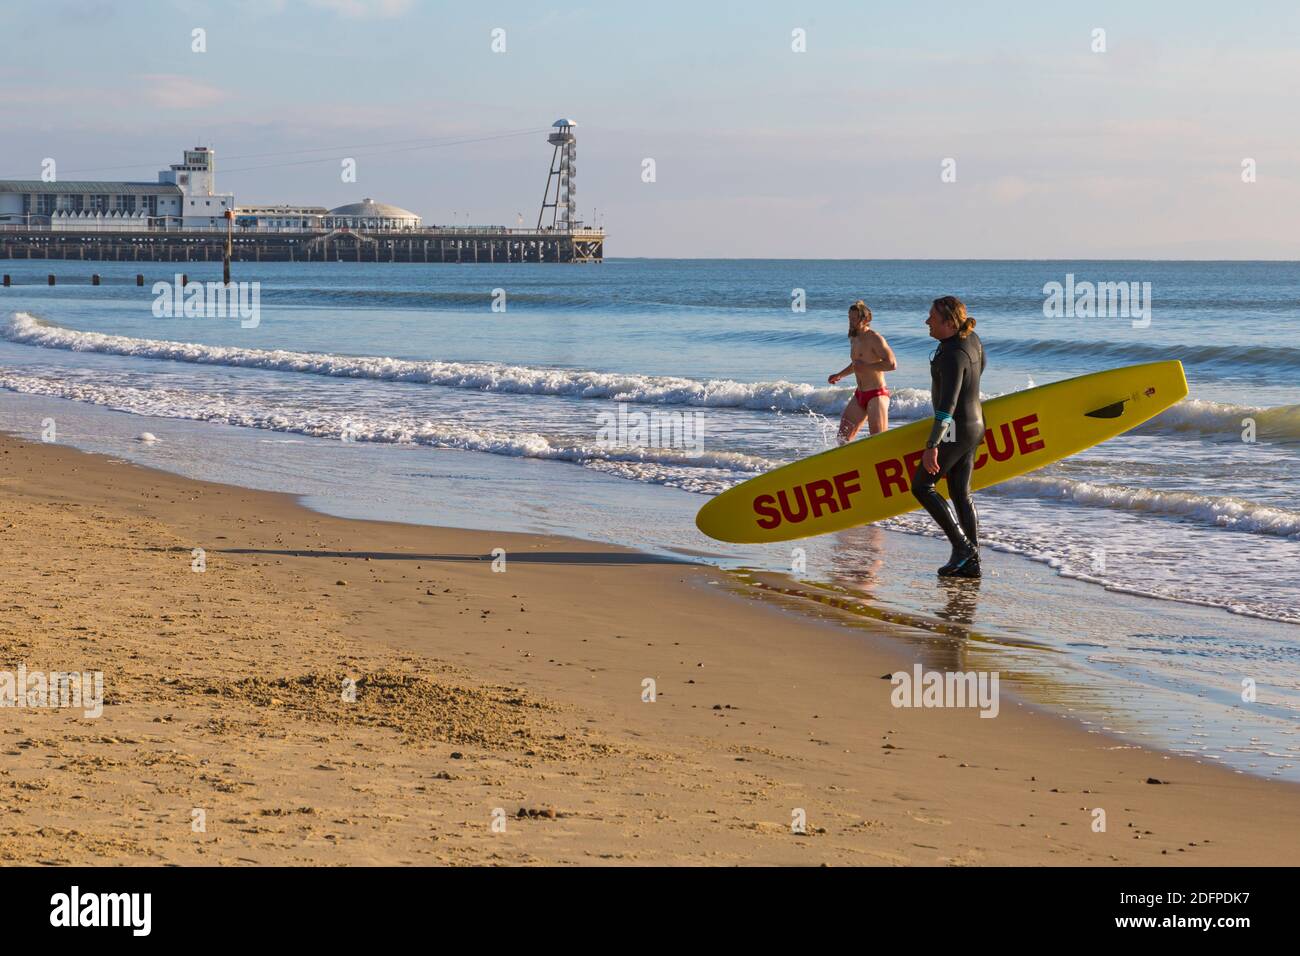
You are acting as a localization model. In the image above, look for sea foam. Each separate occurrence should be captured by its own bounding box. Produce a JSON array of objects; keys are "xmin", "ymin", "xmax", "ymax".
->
[{"xmin": 1, "ymin": 312, "xmax": 932, "ymax": 415}]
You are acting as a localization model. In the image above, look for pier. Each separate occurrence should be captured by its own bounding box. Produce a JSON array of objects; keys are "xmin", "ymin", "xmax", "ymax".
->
[
  {"xmin": 0, "ymin": 225, "xmax": 605, "ymax": 264},
  {"xmin": 1, "ymin": 122, "xmax": 605, "ymax": 265}
]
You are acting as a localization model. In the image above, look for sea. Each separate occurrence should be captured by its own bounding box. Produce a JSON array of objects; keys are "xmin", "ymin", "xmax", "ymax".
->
[{"xmin": 1, "ymin": 258, "xmax": 1297, "ymax": 781}]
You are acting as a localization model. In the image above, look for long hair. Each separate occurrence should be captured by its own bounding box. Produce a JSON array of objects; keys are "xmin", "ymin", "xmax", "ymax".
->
[
  {"xmin": 848, "ymin": 300, "xmax": 873, "ymax": 338},
  {"xmin": 932, "ymin": 295, "xmax": 976, "ymax": 339}
]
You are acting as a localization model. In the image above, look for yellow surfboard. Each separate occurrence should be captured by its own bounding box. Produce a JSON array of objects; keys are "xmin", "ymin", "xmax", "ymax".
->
[{"xmin": 695, "ymin": 360, "xmax": 1188, "ymax": 543}]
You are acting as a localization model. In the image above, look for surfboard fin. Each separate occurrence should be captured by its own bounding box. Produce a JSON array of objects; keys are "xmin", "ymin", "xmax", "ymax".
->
[{"xmin": 1084, "ymin": 400, "xmax": 1127, "ymax": 419}]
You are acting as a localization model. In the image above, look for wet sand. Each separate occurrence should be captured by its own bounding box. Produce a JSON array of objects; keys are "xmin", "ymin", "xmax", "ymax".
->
[{"xmin": 0, "ymin": 431, "xmax": 1295, "ymax": 865}]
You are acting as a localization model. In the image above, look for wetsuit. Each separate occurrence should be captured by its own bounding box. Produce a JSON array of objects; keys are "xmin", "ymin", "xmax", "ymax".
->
[{"xmin": 912, "ymin": 331, "xmax": 985, "ymax": 574}]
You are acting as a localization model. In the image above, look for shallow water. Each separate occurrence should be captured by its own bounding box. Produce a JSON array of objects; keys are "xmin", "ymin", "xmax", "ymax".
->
[{"xmin": 1, "ymin": 258, "xmax": 1297, "ymax": 780}]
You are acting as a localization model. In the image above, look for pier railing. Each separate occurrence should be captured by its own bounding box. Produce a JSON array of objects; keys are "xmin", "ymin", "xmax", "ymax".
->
[
  {"xmin": 0, "ymin": 223, "xmax": 606, "ymax": 263},
  {"xmin": 0, "ymin": 224, "xmax": 605, "ymax": 238}
]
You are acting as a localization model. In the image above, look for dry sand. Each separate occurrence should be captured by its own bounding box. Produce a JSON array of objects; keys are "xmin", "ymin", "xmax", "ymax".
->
[{"xmin": 0, "ymin": 431, "xmax": 1295, "ymax": 865}]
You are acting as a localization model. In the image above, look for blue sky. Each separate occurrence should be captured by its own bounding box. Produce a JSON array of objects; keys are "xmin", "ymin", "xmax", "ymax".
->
[{"xmin": 1, "ymin": 0, "xmax": 1297, "ymax": 257}]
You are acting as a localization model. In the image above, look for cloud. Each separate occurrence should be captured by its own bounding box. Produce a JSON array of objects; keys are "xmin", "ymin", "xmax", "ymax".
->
[
  {"xmin": 137, "ymin": 75, "xmax": 227, "ymax": 110},
  {"xmin": 306, "ymin": 0, "xmax": 413, "ymax": 18},
  {"xmin": 987, "ymin": 176, "xmax": 1040, "ymax": 204}
]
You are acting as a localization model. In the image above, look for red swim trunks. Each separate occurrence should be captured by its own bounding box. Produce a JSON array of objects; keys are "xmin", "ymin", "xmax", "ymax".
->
[{"xmin": 853, "ymin": 386, "xmax": 891, "ymax": 408}]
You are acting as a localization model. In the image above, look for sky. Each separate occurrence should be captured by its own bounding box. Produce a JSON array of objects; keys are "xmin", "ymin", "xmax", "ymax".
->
[{"xmin": 1, "ymin": 0, "xmax": 1297, "ymax": 258}]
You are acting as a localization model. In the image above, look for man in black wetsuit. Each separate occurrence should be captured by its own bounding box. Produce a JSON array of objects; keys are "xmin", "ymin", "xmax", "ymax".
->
[{"xmin": 913, "ymin": 295, "xmax": 985, "ymax": 578}]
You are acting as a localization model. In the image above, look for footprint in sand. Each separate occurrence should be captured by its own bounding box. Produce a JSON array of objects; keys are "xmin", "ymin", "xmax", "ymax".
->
[
  {"xmin": 860, "ymin": 847, "xmax": 912, "ymax": 865},
  {"xmin": 906, "ymin": 810, "xmax": 952, "ymax": 826}
]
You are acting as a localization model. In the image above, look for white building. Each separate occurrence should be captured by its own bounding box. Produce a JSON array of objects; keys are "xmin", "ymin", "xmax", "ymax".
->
[
  {"xmin": 323, "ymin": 198, "xmax": 421, "ymax": 230},
  {"xmin": 0, "ymin": 147, "xmax": 422, "ymax": 232},
  {"xmin": 0, "ymin": 146, "xmax": 232, "ymax": 230},
  {"xmin": 234, "ymin": 205, "xmax": 329, "ymax": 231},
  {"xmin": 157, "ymin": 147, "xmax": 234, "ymax": 228},
  {"xmin": 0, "ymin": 179, "xmax": 181, "ymax": 228},
  {"xmin": 49, "ymin": 209, "xmax": 152, "ymax": 232}
]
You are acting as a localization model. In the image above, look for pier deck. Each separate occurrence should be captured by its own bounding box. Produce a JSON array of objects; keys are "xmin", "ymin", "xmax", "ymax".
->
[{"xmin": 0, "ymin": 226, "xmax": 605, "ymax": 264}]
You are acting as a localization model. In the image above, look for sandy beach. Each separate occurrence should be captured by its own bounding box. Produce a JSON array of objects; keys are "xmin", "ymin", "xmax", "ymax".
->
[{"xmin": 0, "ymin": 429, "xmax": 1293, "ymax": 866}]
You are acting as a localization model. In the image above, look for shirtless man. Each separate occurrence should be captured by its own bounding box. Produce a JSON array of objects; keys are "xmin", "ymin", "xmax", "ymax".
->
[{"xmin": 828, "ymin": 300, "xmax": 897, "ymax": 442}]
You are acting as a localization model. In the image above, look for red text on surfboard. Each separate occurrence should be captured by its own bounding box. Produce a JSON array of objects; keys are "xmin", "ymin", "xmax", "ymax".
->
[
  {"xmin": 876, "ymin": 414, "xmax": 1046, "ymax": 499},
  {"xmin": 753, "ymin": 470, "xmax": 863, "ymax": 530},
  {"xmin": 749, "ymin": 413, "xmax": 1047, "ymax": 531}
]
